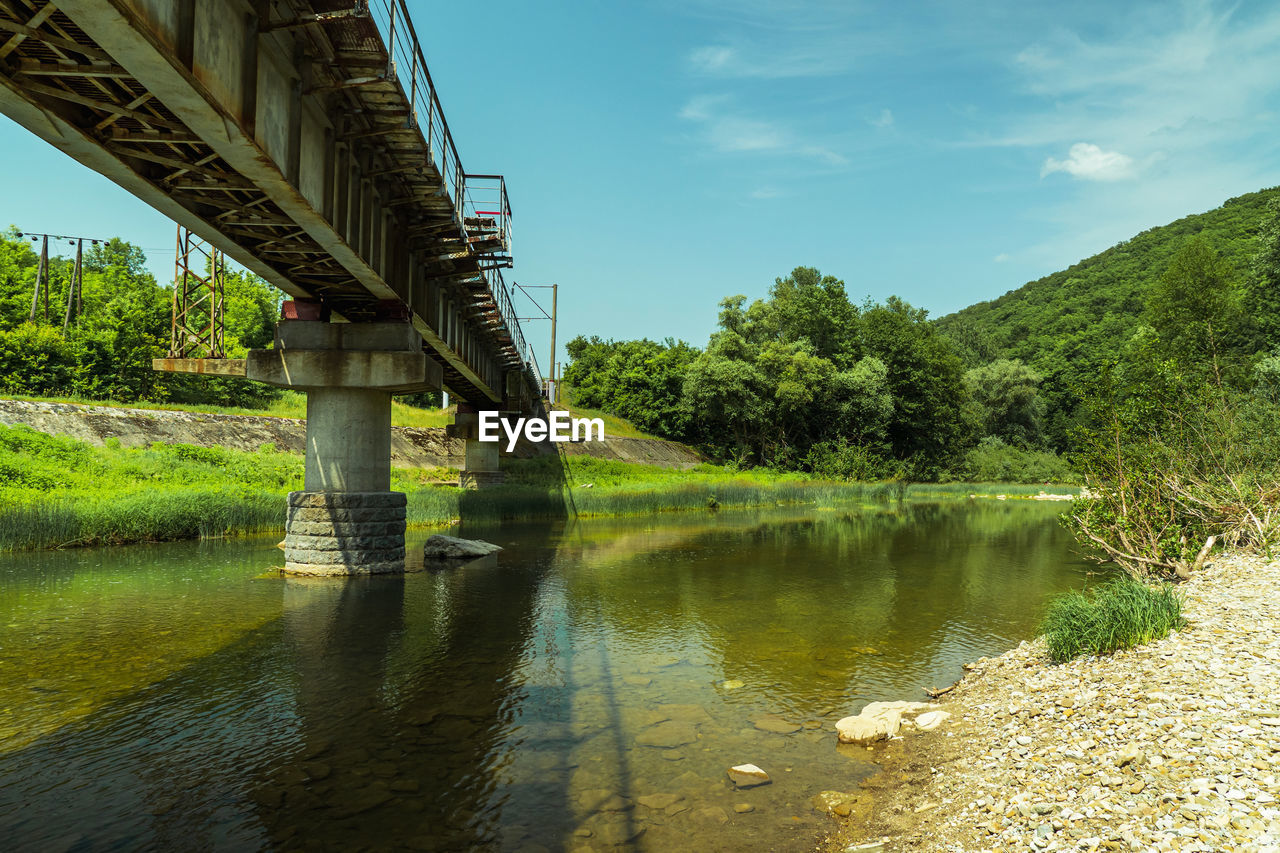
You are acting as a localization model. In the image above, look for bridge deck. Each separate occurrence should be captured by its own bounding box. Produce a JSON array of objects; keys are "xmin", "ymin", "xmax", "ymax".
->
[{"xmin": 0, "ymin": 0, "xmax": 537, "ymax": 408}]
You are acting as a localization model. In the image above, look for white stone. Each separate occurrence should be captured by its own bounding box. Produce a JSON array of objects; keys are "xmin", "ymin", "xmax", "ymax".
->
[
  {"xmin": 836, "ymin": 714, "xmax": 895, "ymax": 745},
  {"xmin": 422, "ymin": 534, "xmax": 503, "ymax": 559},
  {"xmin": 915, "ymin": 710, "xmax": 951, "ymax": 731},
  {"xmin": 727, "ymin": 763, "xmax": 771, "ymax": 787}
]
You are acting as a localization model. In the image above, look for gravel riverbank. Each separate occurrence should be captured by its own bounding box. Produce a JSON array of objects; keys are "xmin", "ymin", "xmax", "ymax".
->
[{"xmin": 826, "ymin": 552, "xmax": 1280, "ymax": 853}]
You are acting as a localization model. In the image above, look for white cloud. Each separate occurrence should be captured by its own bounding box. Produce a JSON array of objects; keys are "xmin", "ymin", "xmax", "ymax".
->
[
  {"xmin": 994, "ymin": 253, "xmax": 1010, "ymax": 263},
  {"xmin": 1040, "ymin": 143, "xmax": 1136, "ymax": 181},
  {"xmin": 679, "ymin": 96, "xmax": 847, "ymax": 165},
  {"xmin": 986, "ymin": 2, "xmax": 1280, "ymax": 179},
  {"xmin": 871, "ymin": 108, "xmax": 894, "ymax": 128},
  {"xmin": 690, "ymin": 45, "xmax": 736, "ymax": 74}
]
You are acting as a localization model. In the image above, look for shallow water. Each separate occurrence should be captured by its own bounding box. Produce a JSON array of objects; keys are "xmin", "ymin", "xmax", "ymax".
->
[{"xmin": 0, "ymin": 500, "xmax": 1096, "ymax": 851}]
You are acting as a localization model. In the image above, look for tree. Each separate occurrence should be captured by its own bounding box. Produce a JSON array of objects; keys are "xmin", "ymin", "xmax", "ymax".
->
[
  {"xmin": 860, "ymin": 296, "xmax": 969, "ymax": 476},
  {"xmin": 563, "ymin": 335, "xmax": 699, "ymax": 440},
  {"xmin": 1144, "ymin": 237, "xmax": 1243, "ymax": 387},
  {"xmin": 963, "ymin": 359, "xmax": 1047, "ymax": 448},
  {"xmin": 1249, "ymin": 196, "xmax": 1280, "ymax": 353}
]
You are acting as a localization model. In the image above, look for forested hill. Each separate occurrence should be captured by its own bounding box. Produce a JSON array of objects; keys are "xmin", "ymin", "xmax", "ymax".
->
[
  {"xmin": 936, "ymin": 186, "xmax": 1280, "ymax": 443},
  {"xmin": 938, "ymin": 187, "xmax": 1277, "ymax": 366}
]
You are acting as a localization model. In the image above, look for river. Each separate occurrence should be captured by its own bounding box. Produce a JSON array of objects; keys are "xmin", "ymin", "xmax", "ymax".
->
[{"xmin": 0, "ymin": 499, "xmax": 1096, "ymax": 852}]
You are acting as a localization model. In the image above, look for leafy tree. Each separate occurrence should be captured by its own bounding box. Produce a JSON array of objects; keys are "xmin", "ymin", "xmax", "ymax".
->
[
  {"xmin": 1248, "ymin": 196, "xmax": 1280, "ymax": 353},
  {"xmin": 1143, "ymin": 237, "xmax": 1244, "ymax": 387},
  {"xmin": 963, "ymin": 359, "xmax": 1046, "ymax": 448},
  {"xmin": 563, "ymin": 335, "xmax": 699, "ymax": 440},
  {"xmin": 860, "ymin": 297, "xmax": 968, "ymax": 477},
  {"xmin": 748, "ymin": 267, "xmax": 860, "ymax": 366}
]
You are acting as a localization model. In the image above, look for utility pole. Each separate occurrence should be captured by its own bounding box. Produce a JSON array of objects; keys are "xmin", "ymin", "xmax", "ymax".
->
[
  {"xmin": 63, "ymin": 239, "xmax": 84, "ymax": 332},
  {"xmin": 28, "ymin": 234, "xmax": 48, "ymax": 323},
  {"xmin": 549, "ymin": 283, "xmax": 558, "ymax": 405},
  {"xmin": 513, "ymin": 281, "xmax": 561, "ymax": 404},
  {"xmin": 19, "ymin": 232, "xmax": 103, "ymax": 326}
]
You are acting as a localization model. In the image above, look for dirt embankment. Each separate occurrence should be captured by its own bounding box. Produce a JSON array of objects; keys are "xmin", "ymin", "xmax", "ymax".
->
[{"xmin": 0, "ymin": 399, "xmax": 704, "ymax": 470}]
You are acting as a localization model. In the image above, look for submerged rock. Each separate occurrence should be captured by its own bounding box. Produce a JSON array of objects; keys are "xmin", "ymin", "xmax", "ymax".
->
[
  {"xmin": 634, "ymin": 721, "xmax": 698, "ymax": 749},
  {"xmin": 636, "ymin": 793, "xmax": 682, "ymax": 810},
  {"xmin": 422, "ymin": 535, "xmax": 503, "ymax": 559},
  {"xmin": 726, "ymin": 763, "xmax": 771, "ymax": 787},
  {"xmin": 753, "ymin": 714, "xmax": 802, "ymax": 734},
  {"xmin": 812, "ymin": 790, "xmax": 859, "ymax": 817}
]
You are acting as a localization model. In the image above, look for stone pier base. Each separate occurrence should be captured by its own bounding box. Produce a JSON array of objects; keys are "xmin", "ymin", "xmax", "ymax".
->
[{"xmin": 284, "ymin": 491, "xmax": 407, "ymax": 576}]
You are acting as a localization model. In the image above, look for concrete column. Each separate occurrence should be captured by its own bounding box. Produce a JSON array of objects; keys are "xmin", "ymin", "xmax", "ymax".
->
[
  {"xmin": 462, "ymin": 438, "xmax": 503, "ymax": 489},
  {"xmin": 449, "ymin": 404, "xmax": 505, "ymax": 489},
  {"xmin": 304, "ymin": 387, "xmax": 391, "ymax": 492},
  {"xmin": 245, "ymin": 315, "xmax": 443, "ymax": 576}
]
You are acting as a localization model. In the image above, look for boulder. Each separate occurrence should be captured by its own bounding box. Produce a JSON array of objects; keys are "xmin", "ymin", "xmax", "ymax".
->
[
  {"xmin": 835, "ymin": 714, "xmax": 894, "ymax": 745},
  {"xmin": 914, "ymin": 710, "xmax": 951, "ymax": 731},
  {"xmin": 422, "ymin": 535, "xmax": 503, "ymax": 559},
  {"xmin": 836, "ymin": 701, "xmax": 940, "ymax": 745},
  {"xmin": 726, "ymin": 764, "xmax": 771, "ymax": 787}
]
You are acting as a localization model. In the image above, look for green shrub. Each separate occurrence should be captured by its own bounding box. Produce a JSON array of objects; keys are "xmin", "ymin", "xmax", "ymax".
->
[
  {"xmin": 955, "ymin": 437, "xmax": 1075, "ymax": 484},
  {"xmin": 1040, "ymin": 577, "xmax": 1183, "ymax": 663}
]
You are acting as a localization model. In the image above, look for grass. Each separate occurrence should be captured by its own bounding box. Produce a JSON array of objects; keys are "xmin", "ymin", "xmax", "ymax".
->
[
  {"xmin": 552, "ymin": 402, "xmax": 660, "ymax": 440},
  {"xmin": 1040, "ymin": 576, "xmax": 1184, "ymax": 663},
  {"xmin": 0, "ymin": 421, "xmax": 1077, "ymax": 551},
  {"xmin": 1, "ymin": 392, "xmax": 451, "ymax": 429}
]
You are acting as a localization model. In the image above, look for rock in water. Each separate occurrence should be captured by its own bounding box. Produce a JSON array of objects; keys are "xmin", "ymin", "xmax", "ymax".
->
[
  {"xmin": 422, "ymin": 535, "xmax": 503, "ymax": 559},
  {"xmin": 835, "ymin": 714, "xmax": 894, "ymax": 745},
  {"xmin": 727, "ymin": 763, "xmax": 771, "ymax": 787},
  {"xmin": 836, "ymin": 701, "xmax": 941, "ymax": 745}
]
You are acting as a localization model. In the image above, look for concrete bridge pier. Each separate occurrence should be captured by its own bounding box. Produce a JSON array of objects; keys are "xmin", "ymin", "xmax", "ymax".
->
[
  {"xmin": 246, "ymin": 315, "xmax": 443, "ymax": 576},
  {"xmin": 449, "ymin": 404, "xmax": 505, "ymax": 489}
]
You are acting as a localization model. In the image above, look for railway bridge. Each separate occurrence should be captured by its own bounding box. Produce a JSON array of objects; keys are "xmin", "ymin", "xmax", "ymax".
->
[{"xmin": 0, "ymin": 0, "xmax": 543, "ymax": 574}]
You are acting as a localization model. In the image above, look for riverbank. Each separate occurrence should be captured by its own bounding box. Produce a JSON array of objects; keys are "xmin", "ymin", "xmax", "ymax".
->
[
  {"xmin": 0, "ymin": 397, "xmax": 704, "ymax": 470},
  {"xmin": 824, "ymin": 551, "xmax": 1280, "ymax": 853},
  {"xmin": 1, "ymin": 417, "xmax": 1069, "ymax": 550}
]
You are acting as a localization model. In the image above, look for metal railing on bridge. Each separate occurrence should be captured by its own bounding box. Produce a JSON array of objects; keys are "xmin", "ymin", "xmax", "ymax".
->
[
  {"xmin": 366, "ymin": 0, "xmax": 528, "ymax": 381},
  {"xmin": 462, "ymin": 175, "xmax": 513, "ymax": 258}
]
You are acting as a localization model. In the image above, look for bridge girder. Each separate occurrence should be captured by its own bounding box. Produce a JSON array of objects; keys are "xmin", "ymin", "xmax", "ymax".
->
[{"xmin": 0, "ymin": 0, "xmax": 539, "ymax": 408}]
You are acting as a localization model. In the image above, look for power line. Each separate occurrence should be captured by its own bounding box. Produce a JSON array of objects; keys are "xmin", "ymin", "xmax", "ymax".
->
[{"xmin": 16, "ymin": 231, "xmax": 108, "ymax": 329}]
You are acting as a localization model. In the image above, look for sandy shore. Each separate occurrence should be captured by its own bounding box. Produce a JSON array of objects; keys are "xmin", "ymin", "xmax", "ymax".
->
[{"xmin": 822, "ymin": 552, "xmax": 1280, "ymax": 853}]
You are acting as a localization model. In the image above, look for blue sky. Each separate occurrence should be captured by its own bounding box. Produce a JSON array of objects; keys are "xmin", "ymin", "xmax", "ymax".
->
[{"xmin": 3, "ymin": 0, "xmax": 1280, "ymax": 371}]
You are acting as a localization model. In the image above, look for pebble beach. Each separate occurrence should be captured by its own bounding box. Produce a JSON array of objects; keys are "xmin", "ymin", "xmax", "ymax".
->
[{"xmin": 830, "ymin": 552, "xmax": 1280, "ymax": 853}]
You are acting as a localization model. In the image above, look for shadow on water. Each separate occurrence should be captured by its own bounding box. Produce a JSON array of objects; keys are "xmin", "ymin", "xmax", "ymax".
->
[
  {"xmin": 0, "ymin": 492, "xmax": 1100, "ymax": 852},
  {"xmin": 0, "ymin": 528, "xmax": 569, "ymax": 851}
]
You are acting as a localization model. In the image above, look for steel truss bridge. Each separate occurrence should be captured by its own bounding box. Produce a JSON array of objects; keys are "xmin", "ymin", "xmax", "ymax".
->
[{"xmin": 0, "ymin": 0, "xmax": 540, "ymax": 409}]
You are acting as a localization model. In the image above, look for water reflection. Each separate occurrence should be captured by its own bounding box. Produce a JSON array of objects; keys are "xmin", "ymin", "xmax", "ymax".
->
[{"xmin": 0, "ymin": 500, "xmax": 1096, "ymax": 851}]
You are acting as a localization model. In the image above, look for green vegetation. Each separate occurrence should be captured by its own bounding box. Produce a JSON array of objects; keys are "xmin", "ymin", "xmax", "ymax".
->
[
  {"xmin": 2, "ymin": 390, "xmax": 452, "ymax": 429},
  {"xmin": 1041, "ymin": 577, "xmax": 1184, "ymax": 663},
  {"xmin": 0, "ymin": 231, "xmax": 280, "ymax": 407},
  {"xmin": 566, "ymin": 270, "xmax": 985, "ymax": 480},
  {"xmin": 936, "ymin": 188, "xmax": 1280, "ymax": 449},
  {"xmin": 0, "ymin": 228, "xmax": 444, "ymax": 421},
  {"xmin": 1, "ymin": 423, "xmax": 949, "ymax": 551}
]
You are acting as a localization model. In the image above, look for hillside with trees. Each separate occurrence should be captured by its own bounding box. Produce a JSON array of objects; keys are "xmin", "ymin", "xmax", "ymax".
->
[
  {"xmin": 564, "ymin": 186, "xmax": 1280, "ymax": 489},
  {"xmin": 935, "ymin": 187, "xmax": 1280, "ymax": 448}
]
